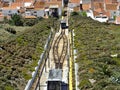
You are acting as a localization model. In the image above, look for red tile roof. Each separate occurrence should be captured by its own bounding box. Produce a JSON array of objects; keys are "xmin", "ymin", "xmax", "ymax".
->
[
  {"xmin": 82, "ymin": 4, "xmax": 90, "ymax": 11},
  {"xmin": 0, "ymin": 12, "xmax": 3, "ymax": 15},
  {"xmin": 24, "ymin": 0, "xmax": 33, "ymax": 2},
  {"xmin": 24, "ymin": 15, "xmax": 37, "ymax": 19},
  {"xmin": 46, "ymin": 0, "xmax": 62, "ymax": 2},
  {"xmin": 15, "ymin": 0, "xmax": 34, "ymax": 3},
  {"xmin": 2, "ymin": 2, "xmax": 23, "ymax": 10},
  {"xmin": 116, "ymin": 16, "xmax": 120, "ymax": 24},
  {"xmin": 95, "ymin": 8, "xmax": 103, "ymax": 13},
  {"xmin": 18, "ymin": 8, "xmax": 25, "ymax": 13},
  {"xmin": 105, "ymin": 0, "xmax": 117, "ymax": 4},
  {"xmin": 45, "ymin": 1, "xmax": 62, "ymax": 7},
  {"xmin": 105, "ymin": 0, "xmax": 112, "ymax": 4},
  {"xmin": 94, "ymin": 2, "xmax": 104, "ymax": 9},
  {"xmin": 0, "ymin": 2, "xmax": 2, "ymax": 7},
  {"xmin": 93, "ymin": 0, "xmax": 103, "ymax": 2},
  {"xmin": 104, "ymin": 11, "xmax": 110, "ymax": 17},
  {"xmin": 112, "ymin": 0, "xmax": 118, "ymax": 3},
  {"xmin": 116, "ymin": 16, "xmax": 120, "ymax": 21},
  {"xmin": 11, "ymin": 2, "xmax": 23, "ymax": 8},
  {"xmin": 93, "ymin": 11, "xmax": 99, "ymax": 16},
  {"xmin": 34, "ymin": 1, "xmax": 45, "ymax": 9},
  {"xmin": 70, "ymin": 0, "xmax": 80, "ymax": 3},
  {"xmin": 73, "ymin": 6, "xmax": 80, "ymax": 11},
  {"xmin": 106, "ymin": 4, "xmax": 117, "ymax": 10},
  {"xmin": 2, "ymin": 2, "xmax": 9, "ymax": 7}
]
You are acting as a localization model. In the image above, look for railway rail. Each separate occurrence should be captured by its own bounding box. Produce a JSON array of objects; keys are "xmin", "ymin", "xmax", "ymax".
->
[{"xmin": 53, "ymin": 29, "xmax": 68, "ymax": 69}]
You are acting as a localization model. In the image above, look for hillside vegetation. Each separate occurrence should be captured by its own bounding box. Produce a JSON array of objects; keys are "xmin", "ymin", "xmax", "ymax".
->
[
  {"xmin": 69, "ymin": 15, "xmax": 120, "ymax": 90},
  {"xmin": 0, "ymin": 18, "xmax": 59, "ymax": 90}
]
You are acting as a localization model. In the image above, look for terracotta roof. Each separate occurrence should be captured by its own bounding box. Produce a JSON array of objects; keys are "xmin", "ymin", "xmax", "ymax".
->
[
  {"xmin": 105, "ymin": 0, "xmax": 117, "ymax": 4},
  {"xmin": 34, "ymin": 1, "xmax": 45, "ymax": 9},
  {"xmin": 94, "ymin": 2, "xmax": 104, "ymax": 9},
  {"xmin": 15, "ymin": 0, "xmax": 34, "ymax": 3},
  {"xmin": 0, "ymin": 12, "xmax": 3, "ymax": 15},
  {"xmin": 105, "ymin": 0, "xmax": 112, "ymax": 4},
  {"xmin": 24, "ymin": 0, "xmax": 34, "ymax": 2},
  {"xmin": 24, "ymin": 15, "xmax": 37, "ymax": 19},
  {"xmin": 106, "ymin": 4, "xmax": 117, "ymax": 10},
  {"xmin": 2, "ymin": 2, "xmax": 9, "ymax": 7},
  {"xmin": 73, "ymin": 6, "xmax": 80, "ymax": 11},
  {"xmin": 93, "ymin": 10, "xmax": 110, "ymax": 18},
  {"xmin": 18, "ymin": 8, "xmax": 25, "ymax": 13},
  {"xmin": 116, "ymin": 16, "xmax": 120, "ymax": 22},
  {"xmin": 15, "ymin": 0, "xmax": 23, "ymax": 2},
  {"xmin": 105, "ymin": 11, "xmax": 110, "ymax": 17},
  {"xmin": 2, "ymin": 7, "xmax": 16, "ymax": 10},
  {"xmin": 0, "ymin": 2, "xmax": 2, "ymax": 7},
  {"xmin": 112, "ymin": 0, "xmax": 118, "ymax": 3},
  {"xmin": 95, "ymin": 8, "xmax": 103, "ymax": 12},
  {"xmin": 45, "ymin": 1, "xmax": 62, "ymax": 7},
  {"xmin": 11, "ymin": 2, "xmax": 23, "ymax": 8},
  {"xmin": 2, "ymin": 2, "xmax": 23, "ymax": 10},
  {"xmin": 70, "ymin": 0, "xmax": 80, "ymax": 3},
  {"xmin": 82, "ymin": 4, "xmax": 90, "ymax": 11},
  {"xmin": 46, "ymin": 0, "xmax": 62, "ymax": 2},
  {"xmin": 93, "ymin": 11, "xmax": 99, "ymax": 16},
  {"xmin": 93, "ymin": 0, "xmax": 104, "ymax": 2}
]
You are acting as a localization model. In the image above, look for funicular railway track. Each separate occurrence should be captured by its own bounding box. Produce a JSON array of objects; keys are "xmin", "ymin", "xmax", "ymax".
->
[{"xmin": 53, "ymin": 29, "xmax": 68, "ymax": 69}]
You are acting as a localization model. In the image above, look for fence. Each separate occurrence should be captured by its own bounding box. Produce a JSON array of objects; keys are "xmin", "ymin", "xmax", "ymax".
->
[{"xmin": 25, "ymin": 28, "xmax": 56, "ymax": 90}]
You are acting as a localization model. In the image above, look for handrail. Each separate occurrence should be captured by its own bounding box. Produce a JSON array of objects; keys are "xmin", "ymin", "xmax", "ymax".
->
[{"xmin": 24, "ymin": 28, "xmax": 55, "ymax": 90}]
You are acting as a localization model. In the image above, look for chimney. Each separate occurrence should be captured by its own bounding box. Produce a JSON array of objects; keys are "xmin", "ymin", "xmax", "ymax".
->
[
  {"xmin": 91, "ymin": 0, "xmax": 94, "ymax": 10},
  {"xmin": 80, "ymin": 0, "xmax": 83, "ymax": 11}
]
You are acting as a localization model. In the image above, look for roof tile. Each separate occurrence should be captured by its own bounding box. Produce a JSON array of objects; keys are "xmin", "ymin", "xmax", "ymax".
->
[
  {"xmin": 106, "ymin": 4, "xmax": 117, "ymax": 10},
  {"xmin": 70, "ymin": 0, "xmax": 80, "ymax": 3},
  {"xmin": 82, "ymin": 4, "xmax": 90, "ymax": 11},
  {"xmin": 34, "ymin": 1, "xmax": 45, "ymax": 9}
]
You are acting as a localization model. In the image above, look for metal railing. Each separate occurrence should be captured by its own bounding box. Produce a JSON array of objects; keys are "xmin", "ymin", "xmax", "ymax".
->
[{"xmin": 24, "ymin": 28, "xmax": 56, "ymax": 90}]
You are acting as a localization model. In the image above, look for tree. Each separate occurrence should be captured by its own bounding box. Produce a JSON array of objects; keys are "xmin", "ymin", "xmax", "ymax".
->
[
  {"xmin": 10, "ymin": 14, "xmax": 23, "ymax": 26},
  {"xmin": 4, "ymin": 16, "xmax": 8, "ymax": 24},
  {"xmin": 71, "ymin": 11, "xmax": 79, "ymax": 16}
]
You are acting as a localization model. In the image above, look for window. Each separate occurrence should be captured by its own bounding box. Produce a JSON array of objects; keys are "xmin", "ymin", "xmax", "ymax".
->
[
  {"xmin": 9, "ymin": 10, "xmax": 11, "ymax": 13},
  {"xmin": 34, "ymin": 11, "xmax": 37, "ymax": 13},
  {"xmin": 102, "ymin": 16, "xmax": 107, "ymax": 18}
]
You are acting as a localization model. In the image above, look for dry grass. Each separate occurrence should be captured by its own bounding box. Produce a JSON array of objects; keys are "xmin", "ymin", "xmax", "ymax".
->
[{"xmin": 0, "ymin": 24, "xmax": 30, "ymax": 42}]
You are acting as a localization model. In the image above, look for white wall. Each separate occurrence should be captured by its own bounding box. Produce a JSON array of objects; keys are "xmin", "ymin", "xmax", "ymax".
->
[
  {"xmin": 86, "ymin": 10, "xmax": 108, "ymax": 22},
  {"xmin": 36, "ymin": 10, "xmax": 45, "ymax": 17},
  {"xmin": 95, "ymin": 17, "xmax": 108, "ymax": 22},
  {"xmin": 24, "ymin": 2, "xmax": 32, "ymax": 7},
  {"xmin": 2, "ymin": 9, "xmax": 18, "ymax": 16},
  {"xmin": 58, "ymin": 8, "xmax": 62, "ymax": 16}
]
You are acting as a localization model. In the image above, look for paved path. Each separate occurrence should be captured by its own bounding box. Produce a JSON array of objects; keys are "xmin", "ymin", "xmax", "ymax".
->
[{"xmin": 37, "ymin": 22, "xmax": 69, "ymax": 90}]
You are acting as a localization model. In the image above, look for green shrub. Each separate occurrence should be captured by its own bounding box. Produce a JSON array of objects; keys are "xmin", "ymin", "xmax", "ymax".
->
[
  {"xmin": 81, "ymin": 11, "xmax": 87, "ymax": 17},
  {"xmin": 78, "ymin": 79, "xmax": 92, "ymax": 89},
  {"xmin": 24, "ymin": 19, "xmax": 37, "ymax": 26},
  {"xmin": 69, "ymin": 15, "xmax": 120, "ymax": 90},
  {"xmin": 71, "ymin": 11, "xmax": 79, "ymax": 16},
  {"xmin": 5, "ymin": 85, "xmax": 14, "ymax": 90},
  {"xmin": 5, "ymin": 27, "xmax": 16, "ymax": 34},
  {"xmin": 0, "ymin": 18, "xmax": 59, "ymax": 89},
  {"xmin": 9, "ymin": 14, "xmax": 23, "ymax": 26}
]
